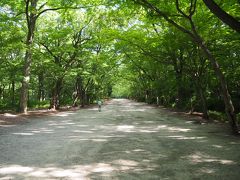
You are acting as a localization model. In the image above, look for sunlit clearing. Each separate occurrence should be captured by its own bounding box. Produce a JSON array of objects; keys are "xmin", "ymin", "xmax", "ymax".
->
[
  {"xmin": 4, "ymin": 113, "xmax": 17, "ymax": 117},
  {"xmin": 53, "ymin": 112, "xmax": 75, "ymax": 117},
  {"xmin": 168, "ymin": 127, "xmax": 191, "ymax": 132},
  {"xmin": 91, "ymin": 163, "xmax": 114, "ymax": 173},
  {"xmin": 12, "ymin": 133, "xmax": 34, "ymax": 136},
  {"xmin": 76, "ymin": 125, "xmax": 89, "ymax": 127},
  {"xmin": 91, "ymin": 139, "xmax": 107, "ymax": 142},
  {"xmin": 133, "ymin": 149, "xmax": 145, "ymax": 152},
  {"xmin": 0, "ymin": 125, "xmax": 16, "ymax": 127},
  {"xmin": 73, "ymin": 130, "xmax": 93, "ymax": 133},
  {"xmin": 0, "ymin": 166, "xmax": 33, "ymax": 174},
  {"xmin": 121, "ymin": 109, "xmax": 146, "ymax": 112},
  {"xmin": 116, "ymin": 125, "xmax": 135, "ymax": 132},
  {"xmin": 199, "ymin": 168, "xmax": 215, "ymax": 174},
  {"xmin": 186, "ymin": 152, "xmax": 237, "ymax": 165},
  {"xmin": 212, "ymin": 145, "xmax": 223, "ymax": 148},
  {"xmin": 139, "ymin": 129, "xmax": 158, "ymax": 133},
  {"xmin": 167, "ymin": 136, "xmax": 206, "ymax": 140},
  {"xmin": 49, "ymin": 170, "xmax": 82, "ymax": 178},
  {"xmin": 113, "ymin": 159, "xmax": 138, "ymax": 167},
  {"xmin": 156, "ymin": 125, "xmax": 191, "ymax": 132}
]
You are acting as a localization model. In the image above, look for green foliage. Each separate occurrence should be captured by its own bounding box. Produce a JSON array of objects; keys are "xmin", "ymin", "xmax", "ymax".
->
[
  {"xmin": 208, "ymin": 111, "xmax": 227, "ymax": 122},
  {"xmin": 0, "ymin": 0, "xmax": 239, "ymax": 128},
  {"xmin": 112, "ymin": 80, "xmax": 131, "ymax": 98},
  {"xmin": 28, "ymin": 100, "xmax": 50, "ymax": 109}
]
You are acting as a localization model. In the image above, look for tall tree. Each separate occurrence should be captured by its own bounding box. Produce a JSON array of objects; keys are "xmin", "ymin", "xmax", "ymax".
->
[{"xmin": 132, "ymin": 0, "xmax": 239, "ymax": 134}]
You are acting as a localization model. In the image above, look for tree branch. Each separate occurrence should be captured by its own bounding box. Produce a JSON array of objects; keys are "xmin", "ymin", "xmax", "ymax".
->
[
  {"xmin": 25, "ymin": 0, "xmax": 30, "ymax": 26},
  {"xmin": 176, "ymin": 0, "xmax": 189, "ymax": 19},
  {"xmin": 40, "ymin": 43, "xmax": 58, "ymax": 60},
  {"xmin": 134, "ymin": 0, "xmax": 195, "ymax": 38},
  {"xmin": 36, "ymin": 5, "xmax": 94, "ymax": 19},
  {"xmin": 203, "ymin": 0, "xmax": 240, "ymax": 32},
  {"xmin": 38, "ymin": 2, "xmax": 47, "ymax": 11}
]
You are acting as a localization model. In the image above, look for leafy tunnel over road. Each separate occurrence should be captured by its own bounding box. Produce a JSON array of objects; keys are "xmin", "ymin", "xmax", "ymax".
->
[{"xmin": 0, "ymin": 99, "xmax": 239, "ymax": 179}]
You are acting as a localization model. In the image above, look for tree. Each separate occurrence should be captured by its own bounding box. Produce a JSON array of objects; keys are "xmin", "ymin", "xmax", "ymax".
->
[
  {"xmin": 203, "ymin": 0, "xmax": 240, "ymax": 33},
  {"xmin": 132, "ymin": 0, "xmax": 239, "ymax": 134}
]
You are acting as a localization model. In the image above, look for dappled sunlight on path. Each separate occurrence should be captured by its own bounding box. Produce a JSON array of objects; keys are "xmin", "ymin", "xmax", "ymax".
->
[{"xmin": 0, "ymin": 99, "xmax": 239, "ymax": 179}]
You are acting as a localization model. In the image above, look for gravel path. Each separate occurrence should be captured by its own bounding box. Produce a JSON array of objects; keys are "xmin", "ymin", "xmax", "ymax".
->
[{"xmin": 0, "ymin": 99, "xmax": 239, "ymax": 179}]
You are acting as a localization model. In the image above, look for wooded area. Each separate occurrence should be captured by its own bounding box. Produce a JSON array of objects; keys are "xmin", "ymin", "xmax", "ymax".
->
[{"xmin": 0, "ymin": 0, "xmax": 239, "ymax": 134}]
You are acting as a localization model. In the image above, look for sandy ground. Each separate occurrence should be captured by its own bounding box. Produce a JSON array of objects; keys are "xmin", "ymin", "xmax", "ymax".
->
[{"xmin": 0, "ymin": 99, "xmax": 239, "ymax": 180}]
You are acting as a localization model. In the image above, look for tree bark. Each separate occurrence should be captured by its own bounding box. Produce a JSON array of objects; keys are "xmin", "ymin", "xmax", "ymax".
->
[
  {"xmin": 50, "ymin": 78, "xmax": 63, "ymax": 110},
  {"xmin": 20, "ymin": 50, "xmax": 32, "ymax": 113},
  {"xmin": 11, "ymin": 80, "xmax": 15, "ymax": 106},
  {"xmin": 72, "ymin": 75, "xmax": 82, "ymax": 107},
  {"xmin": 19, "ymin": 0, "xmax": 38, "ymax": 114},
  {"xmin": 72, "ymin": 92, "xmax": 78, "ymax": 107},
  {"xmin": 196, "ymin": 36, "xmax": 239, "ymax": 133},
  {"xmin": 199, "ymin": 87, "xmax": 209, "ymax": 120},
  {"xmin": 80, "ymin": 89, "xmax": 86, "ymax": 107},
  {"xmin": 203, "ymin": 0, "xmax": 240, "ymax": 33},
  {"xmin": 194, "ymin": 80, "xmax": 209, "ymax": 120},
  {"xmin": 172, "ymin": 51, "xmax": 185, "ymax": 108},
  {"xmin": 38, "ymin": 72, "xmax": 45, "ymax": 101}
]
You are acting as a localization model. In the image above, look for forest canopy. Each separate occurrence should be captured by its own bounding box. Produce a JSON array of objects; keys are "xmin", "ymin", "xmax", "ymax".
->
[{"xmin": 0, "ymin": 0, "xmax": 239, "ymax": 134}]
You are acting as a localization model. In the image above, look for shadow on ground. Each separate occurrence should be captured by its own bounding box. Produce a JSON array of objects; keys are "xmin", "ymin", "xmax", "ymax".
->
[{"xmin": 0, "ymin": 99, "xmax": 239, "ymax": 179}]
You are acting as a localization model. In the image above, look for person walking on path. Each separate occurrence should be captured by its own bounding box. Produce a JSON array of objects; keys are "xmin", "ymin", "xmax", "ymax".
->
[{"xmin": 97, "ymin": 100, "xmax": 102, "ymax": 112}]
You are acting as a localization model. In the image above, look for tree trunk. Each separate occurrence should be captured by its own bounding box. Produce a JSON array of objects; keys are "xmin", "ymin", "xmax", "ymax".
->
[
  {"xmin": 19, "ymin": 0, "xmax": 38, "ymax": 114},
  {"xmin": 0, "ymin": 85, "xmax": 5, "ymax": 100},
  {"xmin": 176, "ymin": 72, "xmax": 184, "ymax": 108},
  {"xmin": 194, "ymin": 80, "xmax": 209, "ymax": 120},
  {"xmin": 196, "ymin": 36, "xmax": 239, "ymax": 133},
  {"xmin": 11, "ymin": 80, "xmax": 15, "ymax": 106},
  {"xmin": 20, "ymin": 50, "xmax": 32, "ymax": 113},
  {"xmin": 172, "ymin": 53, "xmax": 184, "ymax": 108},
  {"xmin": 72, "ymin": 75, "xmax": 82, "ymax": 107},
  {"xmin": 202, "ymin": 0, "xmax": 240, "ymax": 33},
  {"xmin": 50, "ymin": 78, "xmax": 63, "ymax": 110},
  {"xmin": 141, "ymin": 0, "xmax": 239, "ymax": 133},
  {"xmin": 38, "ymin": 72, "xmax": 44, "ymax": 101},
  {"xmin": 80, "ymin": 89, "xmax": 86, "ymax": 107},
  {"xmin": 72, "ymin": 91, "xmax": 78, "ymax": 107},
  {"xmin": 0, "ymin": 86, "xmax": 2, "ymax": 100},
  {"xmin": 199, "ymin": 88, "xmax": 209, "ymax": 120}
]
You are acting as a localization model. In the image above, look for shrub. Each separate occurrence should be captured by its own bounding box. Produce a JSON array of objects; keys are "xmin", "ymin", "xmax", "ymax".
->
[{"xmin": 208, "ymin": 110, "xmax": 227, "ymax": 122}]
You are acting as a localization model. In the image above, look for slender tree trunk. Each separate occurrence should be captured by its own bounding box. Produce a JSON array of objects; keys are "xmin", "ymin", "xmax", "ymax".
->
[
  {"xmin": 38, "ymin": 72, "xmax": 44, "ymax": 101},
  {"xmin": 72, "ymin": 92, "xmax": 78, "ymax": 107},
  {"xmin": 75, "ymin": 76, "xmax": 86, "ymax": 108},
  {"xmin": 199, "ymin": 88, "xmax": 209, "ymax": 120},
  {"xmin": 194, "ymin": 80, "xmax": 209, "ymax": 120},
  {"xmin": 72, "ymin": 75, "xmax": 82, "ymax": 107},
  {"xmin": 19, "ymin": 0, "xmax": 38, "ymax": 114},
  {"xmin": 172, "ymin": 54, "xmax": 184, "ymax": 108},
  {"xmin": 0, "ymin": 86, "xmax": 2, "ymax": 100},
  {"xmin": 176, "ymin": 72, "xmax": 184, "ymax": 108},
  {"xmin": 195, "ymin": 35, "xmax": 239, "ymax": 133},
  {"xmin": 50, "ymin": 78, "xmax": 63, "ymax": 110},
  {"xmin": 80, "ymin": 89, "xmax": 86, "ymax": 107},
  {"xmin": 0, "ymin": 85, "xmax": 5, "ymax": 100},
  {"xmin": 11, "ymin": 80, "xmax": 15, "ymax": 106}
]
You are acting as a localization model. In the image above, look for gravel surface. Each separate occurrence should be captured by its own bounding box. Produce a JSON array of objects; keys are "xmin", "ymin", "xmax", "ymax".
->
[{"xmin": 0, "ymin": 99, "xmax": 239, "ymax": 179}]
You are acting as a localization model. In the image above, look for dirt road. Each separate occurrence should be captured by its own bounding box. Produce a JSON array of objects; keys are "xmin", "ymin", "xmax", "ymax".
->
[{"xmin": 0, "ymin": 99, "xmax": 239, "ymax": 179}]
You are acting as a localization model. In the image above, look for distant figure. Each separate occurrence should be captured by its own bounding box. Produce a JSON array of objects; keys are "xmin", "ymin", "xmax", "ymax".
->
[{"xmin": 97, "ymin": 100, "xmax": 102, "ymax": 112}]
